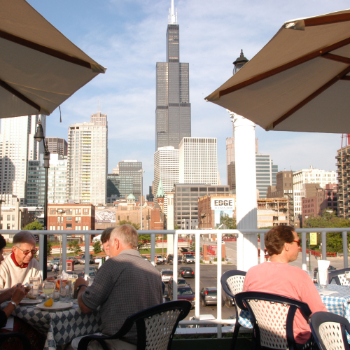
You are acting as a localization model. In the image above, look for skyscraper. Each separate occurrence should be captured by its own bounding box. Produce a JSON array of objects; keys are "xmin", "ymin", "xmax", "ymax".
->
[
  {"xmin": 0, "ymin": 115, "xmax": 45, "ymax": 205},
  {"xmin": 154, "ymin": 146, "xmax": 179, "ymax": 214},
  {"xmin": 256, "ymin": 154, "xmax": 278, "ymax": 198},
  {"xmin": 155, "ymin": 0, "xmax": 191, "ymax": 150},
  {"xmin": 179, "ymin": 137, "xmax": 218, "ymax": 185},
  {"xmin": 67, "ymin": 112, "xmax": 108, "ymax": 205},
  {"xmin": 46, "ymin": 137, "xmax": 68, "ymax": 156}
]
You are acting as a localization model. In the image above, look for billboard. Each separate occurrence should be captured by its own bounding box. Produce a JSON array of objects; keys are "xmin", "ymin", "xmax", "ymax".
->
[
  {"xmin": 95, "ymin": 208, "xmax": 116, "ymax": 223},
  {"xmin": 214, "ymin": 209, "xmax": 234, "ymax": 228},
  {"xmin": 211, "ymin": 198, "xmax": 235, "ymax": 210}
]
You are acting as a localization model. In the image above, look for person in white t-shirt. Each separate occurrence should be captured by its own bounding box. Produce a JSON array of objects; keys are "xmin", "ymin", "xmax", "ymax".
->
[{"xmin": 0, "ymin": 231, "xmax": 42, "ymax": 289}]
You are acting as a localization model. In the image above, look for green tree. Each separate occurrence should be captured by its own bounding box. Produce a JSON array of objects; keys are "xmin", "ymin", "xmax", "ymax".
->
[
  {"xmin": 118, "ymin": 220, "xmax": 150, "ymax": 249},
  {"xmin": 303, "ymin": 210, "xmax": 350, "ymax": 253},
  {"xmin": 68, "ymin": 240, "xmax": 82, "ymax": 255},
  {"xmin": 219, "ymin": 214, "xmax": 237, "ymax": 229},
  {"xmin": 24, "ymin": 221, "xmax": 43, "ymax": 230},
  {"xmin": 93, "ymin": 240, "xmax": 102, "ymax": 254},
  {"xmin": 47, "ymin": 241, "xmax": 53, "ymax": 256}
]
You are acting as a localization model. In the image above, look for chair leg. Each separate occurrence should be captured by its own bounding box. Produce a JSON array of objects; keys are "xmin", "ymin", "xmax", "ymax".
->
[{"xmin": 230, "ymin": 322, "xmax": 241, "ymax": 350}]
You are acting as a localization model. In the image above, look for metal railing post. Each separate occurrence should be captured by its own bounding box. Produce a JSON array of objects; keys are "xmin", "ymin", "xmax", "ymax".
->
[
  {"xmin": 173, "ymin": 230, "xmax": 178, "ymax": 301},
  {"xmin": 260, "ymin": 232, "xmax": 265, "ymax": 264},
  {"xmin": 84, "ymin": 234, "xmax": 90, "ymax": 278},
  {"xmin": 151, "ymin": 233, "xmax": 155, "ymax": 264},
  {"xmin": 39, "ymin": 233, "xmax": 45, "ymax": 273},
  {"xmin": 217, "ymin": 230, "xmax": 222, "ymax": 338},
  {"xmin": 301, "ymin": 231, "xmax": 307, "ymax": 271},
  {"xmin": 62, "ymin": 233, "xmax": 67, "ymax": 272},
  {"xmin": 343, "ymin": 231, "xmax": 348, "ymax": 268},
  {"xmin": 321, "ymin": 231, "xmax": 327, "ymax": 260},
  {"xmin": 195, "ymin": 231, "xmax": 200, "ymax": 319}
]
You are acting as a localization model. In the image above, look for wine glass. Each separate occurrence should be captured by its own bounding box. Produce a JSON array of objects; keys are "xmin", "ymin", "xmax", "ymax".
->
[{"xmin": 42, "ymin": 281, "xmax": 55, "ymax": 300}]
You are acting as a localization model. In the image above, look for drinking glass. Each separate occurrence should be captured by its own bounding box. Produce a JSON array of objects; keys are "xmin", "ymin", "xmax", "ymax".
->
[
  {"xmin": 317, "ymin": 271, "xmax": 329, "ymax": 289},
  {"xmin": 42, "ymin": 281, "xmax": 55, "ymax": 300},
  {"xmin": 29, "ymin": 277, "xmax": 41, "ymax": 297},
  {"xmin": 58, "ymin": 277, "xmax": 71, "ymax": 302},
  {"xmin": 67, "ymin": 274, "xmax": 78, "ymax": 299}
]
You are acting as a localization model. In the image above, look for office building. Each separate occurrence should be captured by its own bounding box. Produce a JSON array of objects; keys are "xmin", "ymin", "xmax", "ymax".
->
[
  {"xmin": 67, "ymin": 112, "xmax": 108, "ymax": 205},
  {"xmin": 257, "ymin": 198, "xmax": 289, "ymax": 228},
  {"xmin": 46, "ymin": 137, "xmax": 68, "ymax": 156},
  {"xmin": 256, "ymin": 154, "xmax": 278, "ymax": 198},
  {"xmin": 293, "ymin": 166, "xmax": 337, "ymax": 226},
  {"xmin": 173, "ymin": 183, "xmax": 230, "ymax": 229},
  {"xmin": 107, "ymin": 173, "xmax": 120, "ymax": 204},
  {"xmin": 179, "ymin": 137, "xmax": 218, "ymax": 185},
  {"xmin": 336, "ymin": 144, "xmax": 350, "ymax": 218},
  {"xmin": 155, "ymin": 0, "xmax": 191, "ymax": 150},
  {"xmin": 154, "ymin": 146, "xmax": 179, "ymax": 214},
  {"xmin": 116, "ymin": 160, "xmax": 143, "ymax": 201},
  {"xmin": 267, "ymin": 170, "xmax": 294, "ymax": 225},
  {"xmin": 0, "ymin": 115, "xmax": 45, "ymax": 205},
  {"xmin": 301, "ymin": 183, "xmax": 338, "ymax": 222}
]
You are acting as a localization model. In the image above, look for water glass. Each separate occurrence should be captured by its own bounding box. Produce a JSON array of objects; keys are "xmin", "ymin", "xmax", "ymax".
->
[
  {"xmin": 58, "ymin": 277, "xmax": 72, "ymax": 301},
  {"xmin": 42, "ymin": 281, "xmax": 55, "ymax": 300},
  {"xmin": 67, "ymin": 274, "xmax": 78, "ymax": 299},
  {"xmin": 317, "ymin": 271, "xmax": 329, "ymax": 289},
  {"xmin": 29, "ymin": 277, "xmax": 41, "ymax": 297}
]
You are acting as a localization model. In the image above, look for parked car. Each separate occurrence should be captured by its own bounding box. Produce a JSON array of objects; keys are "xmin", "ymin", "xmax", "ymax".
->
[
  {"xmin": 200, "ymin": 287, "xmax": 223, "ymax": 307},
  {"xmin": 51, "ymin": 257, "xmax": 61, "ymax": 266},
  {"xmin": 68, "ymin": 257, "xmax": 79, "ymax": 265},
  {"xmin": 167, "ymin": 254, "xmax": 182, "ymax": 265},
  {"xmin": 183, "ymin": 254, "xmax": 195, "ymax": 264},
  {"xmin": 223, "ymin": 291, "xmax": 235, "ymax": 307},
  {"xmin": 179, "ymin": 266, "xmax": 195, "ymax": 278},
  {"xmin": 169, "ymin": 285, "xmax": 195, "ymax": 309},
  {"xmin": 79, "ymin": 254, "xmax": 95, "ymax": 264},
  {"xmin": 156, "ymin": 255, "xmax": 165, "ymax": 264},
  {"xmin": 161, "ymin": 269, "xmax": 173, "ymax": 283},
  {"xmin": 78, "ymin": 266, "xmax": 97, "ymax": 278},
  {"xmin": 167, "ymin": 278, "xmax": 188, "ymax": 296}
]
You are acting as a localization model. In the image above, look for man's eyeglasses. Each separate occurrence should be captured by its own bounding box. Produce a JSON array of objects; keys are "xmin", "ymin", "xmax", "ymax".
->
[
  {"xmin": 16, "ymin": 247, "xmax": 38, "ymax": 255},
  {"xmin": 293, "ymin": 240, "xmax": 301, "ymax": 247}
]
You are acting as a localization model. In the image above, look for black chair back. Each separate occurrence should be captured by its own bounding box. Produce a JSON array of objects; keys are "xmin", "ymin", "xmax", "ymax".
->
[{"xmin": 328, "ymin": 268, "xmax": 350, "ymax": 286}]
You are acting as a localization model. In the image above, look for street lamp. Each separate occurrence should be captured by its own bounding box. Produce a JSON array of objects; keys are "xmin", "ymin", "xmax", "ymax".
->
[{"xmin": 34, "ymin": 120, "xmax": 50, "ymax": 279}]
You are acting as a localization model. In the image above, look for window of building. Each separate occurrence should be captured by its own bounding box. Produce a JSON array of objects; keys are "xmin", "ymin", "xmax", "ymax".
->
[
  {"xmin": 66, "ymin": 223, "xmax": 72, "ymax": 229},
  {"xmin": 75, "ymin": 217, "xmax": 81, "ymax": 223},
  {"xmin": 83, "ymin": 208, "xmax": 89, "ymax": 215},
  {"xmin": 50, "ymin": 209, "xmax": 56, "ymax": 214},
  {"xmin": 7, "ymin": 215, "xmax": 10, "ymax": 221},
  {"xmin": 75, "ymin": 209, "xmax": 81, "ymax": 214},
  {"xmin": 75, "ymin": 226, "xmax": 81, "ymax": 230},
  {"xmin": 66, "ymin": 209, "xmax": 72, "ymax": 215},
  {"xmin": 67, "ymin": 216, "xmax": 72, "ymax": 221}
]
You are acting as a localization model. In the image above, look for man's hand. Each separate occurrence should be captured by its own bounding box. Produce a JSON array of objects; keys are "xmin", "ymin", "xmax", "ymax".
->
[
  {"xmin": 11, "ymin": 285, "xmax": 26, "ymax": 305},
  {"xmin": 74, "ymin": 277, "xmax": 88, "ymax": 293}
]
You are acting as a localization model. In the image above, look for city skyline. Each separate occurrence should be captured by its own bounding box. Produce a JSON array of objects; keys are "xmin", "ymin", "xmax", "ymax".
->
[{"xmin": 19, "ymin": 0, "xmax": 347, "ymax": 190}]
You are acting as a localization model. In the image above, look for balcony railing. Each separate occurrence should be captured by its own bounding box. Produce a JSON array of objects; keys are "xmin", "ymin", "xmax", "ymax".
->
[{"xmin": 1, "ymin": 227, "xmax": 350, "ymax": 337}]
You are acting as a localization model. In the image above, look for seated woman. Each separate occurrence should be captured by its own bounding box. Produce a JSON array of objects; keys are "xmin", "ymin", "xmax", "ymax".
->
[
  {"xmin": 0, "ymin": 234, "xmax": 45, "ymax": 350},
  {"xmin": 243, "ymin": 226, "xmax": 327, "ymax": 348}
]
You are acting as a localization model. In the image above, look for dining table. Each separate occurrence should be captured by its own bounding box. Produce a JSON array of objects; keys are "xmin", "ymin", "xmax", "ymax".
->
[
  {"xmin": 238, "ymin": 284, "xmax": 350, "ymax": 333},
  {"xmin": 2, "ymin": 300, "xmax": 102, "ymax": 350}
]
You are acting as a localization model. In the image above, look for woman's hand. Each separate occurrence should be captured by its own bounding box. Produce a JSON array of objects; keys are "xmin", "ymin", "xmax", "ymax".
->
[{"xmin": 11, "ymin": 285, "xmax": 26, "ymax": 305}]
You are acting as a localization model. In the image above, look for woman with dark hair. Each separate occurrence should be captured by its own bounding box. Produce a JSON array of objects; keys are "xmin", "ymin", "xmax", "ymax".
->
[
  {"xmin": 243, "ymin": 226, "xmax": 327, "ymax": 349},
  {"xmin": 0, "ymin": 234, "xmax": 45, "ymax": 349}
]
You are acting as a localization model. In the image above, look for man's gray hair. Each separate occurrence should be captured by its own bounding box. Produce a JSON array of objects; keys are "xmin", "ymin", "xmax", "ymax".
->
[
  {"xmin": 13, "ymin": 231, "xmax": 36, "ymax": 247},
  {"xmin": 110, "ymin": 225, "xmax": 138, "ymax": 250}
]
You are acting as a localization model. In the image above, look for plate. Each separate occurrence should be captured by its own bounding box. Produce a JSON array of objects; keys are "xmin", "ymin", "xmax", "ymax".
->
[
  {"xmin": 36, "ymin": 301, "xmax": 73, "ymax": 311},
  {"xmin": 20, "ymin": 298, "xmax": 42, "ymax": 305}
]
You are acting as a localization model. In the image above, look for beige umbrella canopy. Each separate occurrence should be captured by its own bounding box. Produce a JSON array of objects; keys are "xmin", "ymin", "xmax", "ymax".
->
[
  {"xmin": 206, "ymin": 9, "xmax": 350, "ymax": 134},
  {"xmin": 0, "ymin": 0, "xmax": 106, "ymax": 119}
]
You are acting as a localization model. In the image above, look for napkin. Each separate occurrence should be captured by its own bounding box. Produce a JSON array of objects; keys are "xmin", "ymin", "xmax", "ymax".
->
[
  {"xmin": 318, "ymin": 260, "xmax": 330, "ymax": 285},
  {"xmin": 3, "ymin": 316, "xmax": 14, "ymax": 330}
]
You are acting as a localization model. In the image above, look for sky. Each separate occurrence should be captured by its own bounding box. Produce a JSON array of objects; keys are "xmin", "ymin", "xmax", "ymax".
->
[{"xmin": 24, "ymin": 0, "xmax": 350, "ymax": 192}]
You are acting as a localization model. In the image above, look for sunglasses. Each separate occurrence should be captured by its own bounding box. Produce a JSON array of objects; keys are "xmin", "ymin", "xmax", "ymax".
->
[
  {"xmin": 16, "ymin": 247, "xmax": 38, "ymax": 255},
  {"xmin": 293, "ymin": 240, "xmax": 301, "ymax": 247}
]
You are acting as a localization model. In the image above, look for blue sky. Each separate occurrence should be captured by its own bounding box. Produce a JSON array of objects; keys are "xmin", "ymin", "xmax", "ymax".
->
[{"xmin": 25, "ymin": 0, "xmax": 349, "ymax": 191}]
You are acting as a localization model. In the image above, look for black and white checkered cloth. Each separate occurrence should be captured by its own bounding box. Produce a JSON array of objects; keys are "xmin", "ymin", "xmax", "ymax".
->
[{"xmin": 2, "ymin": 302, "xmax": 101, "ymax": 350}]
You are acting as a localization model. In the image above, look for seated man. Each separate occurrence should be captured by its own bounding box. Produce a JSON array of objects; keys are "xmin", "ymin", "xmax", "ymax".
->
[
  {"xmin": 243, "ymin": 226, "xmax": 327, "ymax": 347},
  {"xmin": 0, "ymin": 231, "xmax": 42, "ymax": 289},
  {"xmin": 71, "ymin": 224, "xmax": 163, "ymax": 350}
]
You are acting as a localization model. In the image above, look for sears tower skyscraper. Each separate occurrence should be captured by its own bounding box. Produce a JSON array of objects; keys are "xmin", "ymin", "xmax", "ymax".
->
[{"xmin": 155, "ymin": 0, "xmax": 191, "ymax": 150}]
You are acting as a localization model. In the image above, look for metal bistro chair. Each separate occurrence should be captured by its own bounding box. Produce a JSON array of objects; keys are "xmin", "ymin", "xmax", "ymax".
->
[
  {"xmin": 0, "ymin": 332, "xmax": 31, "ymax": 350},
  {"xmin": 220, "ymin": 270, "xmax": 247, "ymax": 350},
  {"xmin": 328, "ymin": 268, "xmax": 350, "ymax": 286},
  {"xmin": 310, "ymin": 312, "xmax": 350, "ymax": 350},
  {"xmin": 235, "ymin": 291, "xmax": 312, "ymax": 350},
  {"xmin": 77, "ymin": 300, "xmax": 191, "ymax": 350}
]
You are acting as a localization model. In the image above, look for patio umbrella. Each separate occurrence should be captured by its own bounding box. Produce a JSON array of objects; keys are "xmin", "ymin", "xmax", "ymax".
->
[
  {"xmin": 205, "ymin": 9, "xmax": 350, "ymax": 134},
  {"xmin": 0, "ymin": 0, "xmax": 106, "ymax": 119}
]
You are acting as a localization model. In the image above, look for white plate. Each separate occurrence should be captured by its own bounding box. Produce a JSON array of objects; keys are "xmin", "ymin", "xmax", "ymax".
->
[
  {"xmin": 36, "ymin": 301, "xmax": 73, "ymax": 311},
  {"xmin": 20, "ymin": 298, "xmax": 41, "ymax": 305}
]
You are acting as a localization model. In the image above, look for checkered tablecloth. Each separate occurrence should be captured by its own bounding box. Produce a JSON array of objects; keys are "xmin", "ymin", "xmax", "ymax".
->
[
  {"xmin": 2, "ymin": 302, "xmax": 101, "ymax": 350},
  {"xmin": 238, "ymin": 284, "xmax": 350, "ymax": 331}
]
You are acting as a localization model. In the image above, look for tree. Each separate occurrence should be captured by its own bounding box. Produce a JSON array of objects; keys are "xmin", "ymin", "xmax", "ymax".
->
[
  {"xmin": 303, "ymin": 210, "xmax": 350, "ymax": 253},
  {"xmin": 68, "ymin": 240, "xmax": 82, "ymax": 255},
  {"xmin": 93, "ymin": 240, "xmax": 102, "ymax": 254},
  {"xmin": 24, "ymin": 221, "xmax": 43, "ymax": 230},
  {"xmin": 118, "ymin": 220, "xmax": 151, "ymax": 250},
  {"xmin": 47, "ymin": 240, "xmax": 52, "ymax": 256},
  {"xmin": 219, "ymin": 214, "xmax": 236, "ymax": 229}
]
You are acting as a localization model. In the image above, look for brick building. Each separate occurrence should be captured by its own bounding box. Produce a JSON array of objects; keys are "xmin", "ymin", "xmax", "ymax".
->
[
  {"xmin": 257, "ymin": 198, "xmax": 289, "ymax": 228},
  {"xmin": 301, "ymin": 183, "xmax": 337, "ymax": 222},
  {"xmin": 47, "ymin": 203, "xmax": 95, "ymax": 242}
]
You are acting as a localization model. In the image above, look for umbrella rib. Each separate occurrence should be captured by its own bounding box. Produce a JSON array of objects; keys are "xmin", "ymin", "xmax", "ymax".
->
[
  {"xmin": 219, "ymin": 36, "xmax": 350, "ymax": 98},
  {"xmin": 304, "ymin": 13, "xmax": 350, "ymax": 27},
  {"xmin": 0, "ymin": 30, "xmax": 92, "ymax": 70},
  {"xmin": 271, "ymin": 65, "xmax": 350, "ymax": 130},
  {"xmin": 0, "ymin": 78, "xmax": 40, "ymax": 112},
  {"xmin": 322, "ymin": 53, "xmax": 350, "ymax": 64}
]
